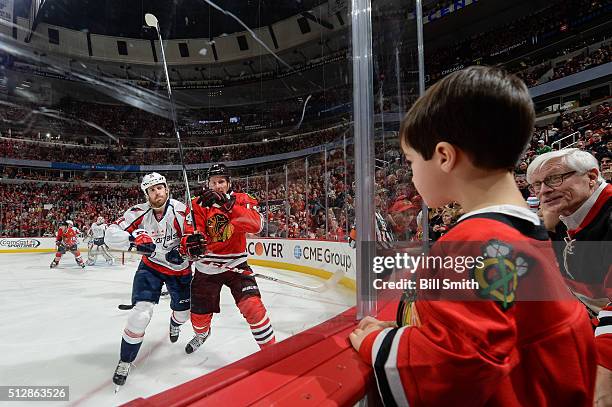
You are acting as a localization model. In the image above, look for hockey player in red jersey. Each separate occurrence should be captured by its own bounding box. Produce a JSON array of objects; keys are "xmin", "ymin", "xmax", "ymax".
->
[
  {"xmin": 182, "ymin": 163, "xmax": 275, "ymax": 354},
  {"xmin": 350, "ymin": 66, "xmax": 597, "ymax": 406},
  {"xmin": 50, "ymin": 220, "xmax": 85, "ymax": 269}
]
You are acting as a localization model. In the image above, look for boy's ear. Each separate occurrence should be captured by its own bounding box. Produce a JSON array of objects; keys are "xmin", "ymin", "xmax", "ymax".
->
[{"xmin": 434, "ymin": 142, "xmax": 457, "ymax": 173}]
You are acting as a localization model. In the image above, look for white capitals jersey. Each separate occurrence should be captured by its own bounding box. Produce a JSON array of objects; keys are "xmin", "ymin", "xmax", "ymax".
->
[
  {"xmin": 105, "ymin": 199, "xmax": 191, "ymax": 276},
  {"xmin": 90, "ymin": 222, "xmax": 107, "ymax": 239}
]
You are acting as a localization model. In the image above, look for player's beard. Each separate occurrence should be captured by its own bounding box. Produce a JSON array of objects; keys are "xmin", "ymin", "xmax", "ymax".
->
[{"xmin": 149, "ymin": 189, "xmax": 169, "ymax": 210}]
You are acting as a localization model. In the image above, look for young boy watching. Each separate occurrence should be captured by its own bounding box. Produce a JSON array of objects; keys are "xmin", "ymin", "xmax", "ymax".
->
[{"xmin": 350, "ymin": 66, "xmax": 597, "ymax": 406}]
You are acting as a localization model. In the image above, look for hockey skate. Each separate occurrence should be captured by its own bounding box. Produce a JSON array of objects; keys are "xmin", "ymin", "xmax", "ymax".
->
[
  {"xmin": 112, "ymin": 360, "xmax": 131, "ymax": 387},
  {"xmin": 185, "ymin": 329, "xmax": 211, "ymax": 354},
  {"xmin": 50, "ymin": 259, "xmax": 59, "ymax": 269},
  {"xmin": 169, "ymin": 320, "xmax": 180, "ymax": 343},
  {"xmin": 86, "ymin": 259, "xmax": 95, "ymax": 266},
  {"xmin": 106, "ymin": 257, "xmax": 115, "ymax": 266}
]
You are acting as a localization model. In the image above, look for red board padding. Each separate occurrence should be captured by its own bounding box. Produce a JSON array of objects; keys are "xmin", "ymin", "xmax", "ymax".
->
[{"xmin": 123, "ymin": 307, "xmax": 378, "ymax": 406}]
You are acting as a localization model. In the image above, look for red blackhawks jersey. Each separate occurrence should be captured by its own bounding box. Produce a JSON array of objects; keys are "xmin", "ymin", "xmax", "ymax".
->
[
  {"xmin": 359, "ymin": 207, "xmax": 597, "ymax": 406},
  {"xmin": 56, "ymin": 226, "xmax": 79, "ymax": 247},
  {"xmin": 188, "ymin": 191, "xmax": 264, "ymax": 274}
]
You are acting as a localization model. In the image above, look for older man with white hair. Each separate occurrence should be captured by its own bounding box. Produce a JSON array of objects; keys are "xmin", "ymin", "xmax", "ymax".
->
[{"xmin": 527, "ymin": 148, "xmax": 611, "ymax": 406}]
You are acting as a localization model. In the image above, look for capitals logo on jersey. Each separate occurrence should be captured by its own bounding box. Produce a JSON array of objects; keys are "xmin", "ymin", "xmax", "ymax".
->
[{"xmin": 206, "ymin": 213, "xmax": 234, "ymax": 243}]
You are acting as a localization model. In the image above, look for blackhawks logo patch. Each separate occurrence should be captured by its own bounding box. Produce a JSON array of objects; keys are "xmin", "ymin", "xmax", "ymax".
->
[
  {"xmin": 472, "ymin": 240, "xmax": 530, "ymax": 310},
  {"xmin": 206, "ymin": 213, "xmax": 234, "ymax": 242}
]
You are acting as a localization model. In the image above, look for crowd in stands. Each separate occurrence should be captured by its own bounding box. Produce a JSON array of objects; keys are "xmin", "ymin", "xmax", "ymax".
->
[
  {"xmin": 0, "ymin": 161, "xmax": 354, "ymax": 239},
  {"xmin": 0, "ymin": 183, "xmax": 141, "ymax": 237},
  {"xmin": 514, "ymin": 63, "xmax": 556, "ymax": 87},
  {"xmin": 1, "ymin": 102, "xmax": 610, "ymax": 243},
  {"xmin": 231, "ymin": 149, "xmax": 354, "ymax": 240},
  {"xmin": 513, "ymin": 39, "xmax": 612, "ymax": 87},
  {"xmin": 522, "ymin": 101, "xmax": 612, "ymax": 172},
  {"xmin": 425, "ymin": 0, "xmax": 611, "ymax": 84},
  {"xmin": 172, "ymin": 49, "xmax": 349, "ymax": 89},
  {"xmin": 0, "ymin": 84, "xmax": 351, "ymax": 148},
  {"xmin": 549, "ymin": 42, "xmax": 611, "ymax": 81},
  {"xmin": 0, "ymin": 141, "xmax": 354, "ymax": 238},
  {"xmin": 0, "ymin": 125, "xmax": 346, "ymax": 166}
]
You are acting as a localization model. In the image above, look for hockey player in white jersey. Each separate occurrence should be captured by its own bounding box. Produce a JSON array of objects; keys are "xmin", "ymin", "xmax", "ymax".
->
[
  {"xmin": 86, "ymin": 216, "xmax": 114, "ymax": 266},
  {"xmin": 104, "ymin": 173, "xmax": 200, "ymax": 387}
]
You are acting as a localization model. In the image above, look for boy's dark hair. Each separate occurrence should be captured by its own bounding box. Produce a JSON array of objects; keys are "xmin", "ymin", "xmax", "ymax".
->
[{"xmin": 400, "ymin": 66, "xmax": 535, "ymax": 170}]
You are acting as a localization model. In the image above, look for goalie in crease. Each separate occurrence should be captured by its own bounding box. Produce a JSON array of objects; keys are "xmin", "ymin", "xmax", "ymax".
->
[{"xmin": 86, "ymin": 216, "xmax": 114, "ymax": 266}]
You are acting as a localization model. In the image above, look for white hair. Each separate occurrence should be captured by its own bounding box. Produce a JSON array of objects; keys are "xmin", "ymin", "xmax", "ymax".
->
[{"xmin": 526, "ymin": 148, "xmax": 604, "ymax": 184}]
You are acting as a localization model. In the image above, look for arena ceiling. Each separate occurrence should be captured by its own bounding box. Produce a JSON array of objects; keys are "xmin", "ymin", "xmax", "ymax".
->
[
  {"xmin": 36, "ymin": 0, "xmax": 330, "ymax": 40},
  {"xmin": 33, "ymin": 0, "xmax": 452, "ymax": 40}
]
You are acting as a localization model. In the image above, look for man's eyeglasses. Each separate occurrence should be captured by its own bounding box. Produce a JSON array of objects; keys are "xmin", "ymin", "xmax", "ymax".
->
[{"xmin": 531, "ymin": 171, "xmax": 577, "ymax": 193}]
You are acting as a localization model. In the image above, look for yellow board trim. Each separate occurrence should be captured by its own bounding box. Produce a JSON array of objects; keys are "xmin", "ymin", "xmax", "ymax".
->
[{"xmin": 248, "ymin": 259, "xmax": 356, "ymax": 291}]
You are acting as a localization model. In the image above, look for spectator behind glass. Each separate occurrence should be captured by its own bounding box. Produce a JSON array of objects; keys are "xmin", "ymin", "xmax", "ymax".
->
[
  {"xmin": 601, "ymin": 155, "xmax": 612, "ymax": 183},
  {"xmin": 515, "ymin": 174, "xmax": 531, "ymax": 199},
  {"xmin": 527, "ymin": 148, "xmax": 612, "ymax": 405}
]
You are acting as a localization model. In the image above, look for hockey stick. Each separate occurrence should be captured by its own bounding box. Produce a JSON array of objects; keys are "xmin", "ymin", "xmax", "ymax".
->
[
  {"xmin": 145, "ymin": 13, "xmax": 197, "ymax": 229},
  {"xmin": 118, "ymin": 291, "xmax": 168, "ymax": 310},
  {"xmin": 195, "ymin": 255, "xmax": 345, "ymax": 293},
  {"xmin": 253, "ymin": 270, "xmax": 344, "ymax": 293}
]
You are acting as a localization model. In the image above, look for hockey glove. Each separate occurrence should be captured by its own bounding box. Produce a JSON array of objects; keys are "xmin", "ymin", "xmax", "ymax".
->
[
  {"xmin": 165, "ymin": 246, "xmax": 185, "ymax": 265},
  {"xmin": 179, "ymin": 233, "xmax": 207, "ymax": 259},
  {"xmin": 197, "ymin": 189, "xmax": 235, "ymax": 212},
  {"xmin": 129, "ymin": 229, "xmax": 156, "ymax": 255},
  {"xmin": 56, "ymin": 241, "xmax": 66, "ymax": 254}
]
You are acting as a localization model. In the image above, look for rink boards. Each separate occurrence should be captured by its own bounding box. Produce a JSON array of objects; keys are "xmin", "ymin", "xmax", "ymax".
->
[{"xmin": 0, "ymin": 237, "xmax": 357, "ymax": 290}]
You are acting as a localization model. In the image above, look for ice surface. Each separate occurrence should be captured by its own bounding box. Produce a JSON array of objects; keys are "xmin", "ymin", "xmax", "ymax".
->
[{"xmin": 0, "ymin": 253, "xmax": 354, "ymax": 406}]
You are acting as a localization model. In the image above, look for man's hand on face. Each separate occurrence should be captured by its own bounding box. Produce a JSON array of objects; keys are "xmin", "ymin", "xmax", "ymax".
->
[{"xmin": 541, "ymin": 205, "xmax": 563, "ymax": 231}]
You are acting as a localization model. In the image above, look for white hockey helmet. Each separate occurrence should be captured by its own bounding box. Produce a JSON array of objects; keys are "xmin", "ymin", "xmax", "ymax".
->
[
  {"xmin": 97, "ymin": 216, "xmax": 105, "ymax": 224},
  {"xmin": 141, "ymin": 172, "xmax": 167, "ymax": 195},
  {"xmin": 66, "ymin": 220, "xmax": 74, "ymax": 226},
  {"xmin": 141, "ymin": 172, "xmax": 169, "ymax": 208}
]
